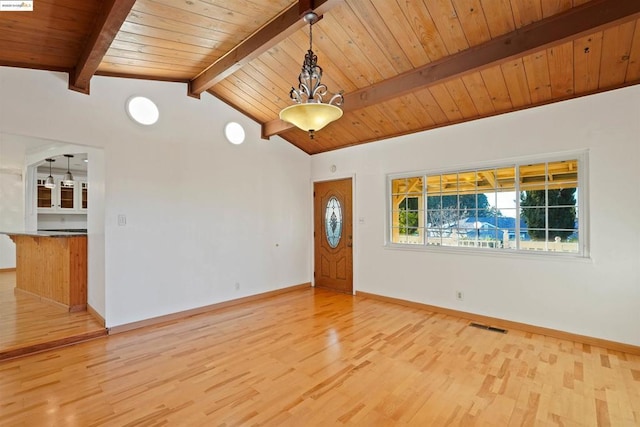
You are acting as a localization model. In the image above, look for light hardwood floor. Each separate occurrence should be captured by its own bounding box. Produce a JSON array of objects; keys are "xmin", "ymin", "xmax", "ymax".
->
[
  {"xmin": 0, "ymin": 271, "xmax": 106, "ymax": 360},
  {"xmin": 1, "ymin": 286, "xmax": 639, "ymax": 425}
]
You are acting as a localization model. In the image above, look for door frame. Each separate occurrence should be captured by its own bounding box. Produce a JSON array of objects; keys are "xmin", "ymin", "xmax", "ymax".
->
[
  {"xmin": 311, "ymin": 173, "xmax": 357, "ymax": 295},
  {"xmin": 24, "ymin": 142, "xmax": 107, "ymax": 323}
]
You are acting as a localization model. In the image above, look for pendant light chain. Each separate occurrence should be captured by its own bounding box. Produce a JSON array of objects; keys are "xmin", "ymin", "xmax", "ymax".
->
[{"xmin": 309, "ymin": 18, "xmax": 313, "ymax": 52}]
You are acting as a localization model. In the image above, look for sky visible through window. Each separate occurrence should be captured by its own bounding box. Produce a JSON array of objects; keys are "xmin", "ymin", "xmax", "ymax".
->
[{"xmin": 489, "ymin": 192, "xmax": 517, "ymax": 218}]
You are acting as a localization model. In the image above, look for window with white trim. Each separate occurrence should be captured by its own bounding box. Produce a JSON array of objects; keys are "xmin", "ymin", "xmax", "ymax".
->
[{"xmin": 388, "ymin": 154, "xmax": 586, "ymax": 256}]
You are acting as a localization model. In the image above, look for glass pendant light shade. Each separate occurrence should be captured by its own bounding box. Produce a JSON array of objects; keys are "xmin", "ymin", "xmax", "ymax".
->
[
  {"xmin": 63, "ymin": 171, "xmax": 74, "ymax": 186},
  {"xmin": 62, "ymin": 154, "xmax": 74, "ymax": 186},
  {"xmin": 44, "ymin": 175, "xmax": 56, "ymax": 189},
  {"xmin": 279, "ymin": 103, "xmax": 343, "ymax": 133},
  {"xmin": 44, "ymin": 158, "xmax": 56, "ymax": 189}
]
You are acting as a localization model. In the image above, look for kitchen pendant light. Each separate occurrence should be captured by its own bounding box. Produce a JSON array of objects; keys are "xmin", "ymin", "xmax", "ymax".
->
[
  {"xmin": 62, "ymin": 154, "xmax": 74, "ymax": 186},
  {"xmin": 44, "ymin": 158, "xmax": 56, "ymax": 189},
  {"xmin": 279, "ymin": 11, "xmax": 343, "ymax": 139}
]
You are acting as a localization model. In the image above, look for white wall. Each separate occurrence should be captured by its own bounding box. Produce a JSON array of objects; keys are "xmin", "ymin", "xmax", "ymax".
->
[
  {"xmin": 0, "ymin": 134, "xmax": 50, "ymax": 268},
  {"xmin": 311, "ymin": 85, "xmax": 640, "ymax": 346},
  {"xmin": 0, "ymin": 67, "xmax": 311, "ymax": 327},
  {"xmin": 0, "ymin": 168, "xmax": 20, "ymax": 269}
]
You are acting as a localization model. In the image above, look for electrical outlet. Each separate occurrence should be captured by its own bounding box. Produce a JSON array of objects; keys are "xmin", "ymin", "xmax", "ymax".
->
[
  {"xmin": 456, "ymin": 291, "xmax": 464, "ymax": 301},
  {"xmin": 117, "ymin": 214, "xmax": 126, "ymax": 226},
  {"xmin": 235, "ymin": 282, "xmax": 240, "ymax": 291}
]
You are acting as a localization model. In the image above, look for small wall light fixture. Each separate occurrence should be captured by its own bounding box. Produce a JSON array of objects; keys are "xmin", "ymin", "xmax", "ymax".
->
[
  {"xmin": 126, "ymin": 96, "xmax": 159, "ymax": 125},
  {"xmin": 224, "ymin": 122, "xmax": 246, "ymax": 145}
]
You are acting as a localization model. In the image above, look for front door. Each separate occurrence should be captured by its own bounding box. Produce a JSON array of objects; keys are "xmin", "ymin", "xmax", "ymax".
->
[{"xmin": 314, "ymin": 178, "xmax": 353, "ymax": 293}]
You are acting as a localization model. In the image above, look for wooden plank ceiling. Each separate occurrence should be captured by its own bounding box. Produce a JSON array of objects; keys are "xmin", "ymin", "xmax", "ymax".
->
[{"xmin": 0, "ymin": 0, "xmax": 639, "ymax": 154}]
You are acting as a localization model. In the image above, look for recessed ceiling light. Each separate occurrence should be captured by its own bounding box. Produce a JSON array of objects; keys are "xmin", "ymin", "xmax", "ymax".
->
[
  {"xmin": 224, "ymin": 122, "xmax": 245, "ymax": 145},
  {"xmin": 126, "ymin": 96, "xmax": 159, "ymax": 125}
]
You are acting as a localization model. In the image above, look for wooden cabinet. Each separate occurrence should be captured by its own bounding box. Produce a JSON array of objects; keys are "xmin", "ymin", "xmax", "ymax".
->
[
  {"xmin": 58, "ymin": 183, "xmax": 76, "ymax": 211},
  {"xmin": 7, "ymin": 233, "xmax": 87, "ymax": 311},
  {"xmin": 81, "ymin": 181, "xmax": 88, "ymax": 210},
  {"xmin": 37, "ymin": 175, "xmax": 87, "ymax": 213},
  {"xmin": 36, "ymin": 178, "xmax": 54, "ymax": 209}
]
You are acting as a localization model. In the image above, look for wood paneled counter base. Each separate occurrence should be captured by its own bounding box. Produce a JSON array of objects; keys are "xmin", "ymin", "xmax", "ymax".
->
[{"xmin": 6, "ymin": 233, "xmax": 87, "ymax": 311}]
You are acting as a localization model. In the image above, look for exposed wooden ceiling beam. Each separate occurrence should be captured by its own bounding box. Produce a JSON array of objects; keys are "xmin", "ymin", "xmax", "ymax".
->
[
  {"xmin": 188, "ymin": 0, "xmax": 342, "ymax": 98},
  {"xmin": 263, "ymin": 0, "xmax": 640, "ymax": 138},
  {"xmin": 481, "ymin": 172, "xmax": 497, "ymax": 189},
  {"xmin": 68, "ymin": 0, "xmax": 136, "ymax": 94}
]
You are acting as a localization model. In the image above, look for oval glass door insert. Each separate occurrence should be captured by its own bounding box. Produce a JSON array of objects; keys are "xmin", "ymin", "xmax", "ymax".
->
[{"xmin": 325, "ymin": 196, "xmax": 342, "ymax": 248}]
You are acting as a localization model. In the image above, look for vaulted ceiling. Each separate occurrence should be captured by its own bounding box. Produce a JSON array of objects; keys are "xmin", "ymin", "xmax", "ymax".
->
[{"xmin": 1, "ymin": 0, "xmax": 639, "ymax": 154}]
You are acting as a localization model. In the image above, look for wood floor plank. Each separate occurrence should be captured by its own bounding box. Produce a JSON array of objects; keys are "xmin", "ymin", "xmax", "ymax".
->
[
  {"xmin": 1, "ymin": 284, "xmax": 639, "ymax": 425},
  {"xmin": 0, "ymin": 272, "xmax": 106, "ymax": 360}
]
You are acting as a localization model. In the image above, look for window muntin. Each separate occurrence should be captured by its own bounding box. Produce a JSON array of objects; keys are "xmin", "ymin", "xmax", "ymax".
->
[
  {"xmin": 388, "ymin": 157, "xmax": 583, "ymax": 255},
  {"xmin": 391, "ymin": 177, "xmax": 424, "ymax": 244}
]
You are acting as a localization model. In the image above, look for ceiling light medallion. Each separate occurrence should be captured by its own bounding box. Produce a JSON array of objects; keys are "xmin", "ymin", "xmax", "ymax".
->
[{"xmin": 279, "ymin": 12, "xmax": 343, "ymax": 139}]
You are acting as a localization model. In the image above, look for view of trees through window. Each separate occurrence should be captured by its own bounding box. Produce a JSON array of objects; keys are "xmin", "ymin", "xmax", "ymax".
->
[
  {"xmin": 520, "ymin": 188, "xmax": 577, "ymax": 241},
  {"xmin": 390, "ymin": 159, "xmax": 581, "ymax": 254}
]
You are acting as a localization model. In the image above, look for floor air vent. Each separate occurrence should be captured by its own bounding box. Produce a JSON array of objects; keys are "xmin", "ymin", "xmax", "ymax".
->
[{"xmin": 469, "ymin": 322, "xmax": 507, "ymax": 334}]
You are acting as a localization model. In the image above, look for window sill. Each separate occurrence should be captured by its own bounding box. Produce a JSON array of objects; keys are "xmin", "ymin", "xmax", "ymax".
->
[{"xmin": 383, "ymin": 242, "xmax": 592, "ymax": 263}]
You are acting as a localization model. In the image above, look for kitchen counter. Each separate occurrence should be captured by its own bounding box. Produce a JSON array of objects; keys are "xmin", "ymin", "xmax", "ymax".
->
[
  {"xmin": 2, "ymin": 230, "xmax": 87, "ymax": 237},
  {"xmin": 1, "ymin": 231, "xmax": 87, "ymax": 311}
]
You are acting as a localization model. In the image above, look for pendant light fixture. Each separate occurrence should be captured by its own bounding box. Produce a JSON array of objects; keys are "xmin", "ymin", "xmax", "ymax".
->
[
  {"xmin": 279, "ymin": 11, "xmax": 344, "ymax": 139},
  {"xmin": 44, "ymin": 158, "xmax": 56, "ymax": 189},
  {"xmin": 62, "ymin": 154, "xmax": 74, "ymax": 186}
]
